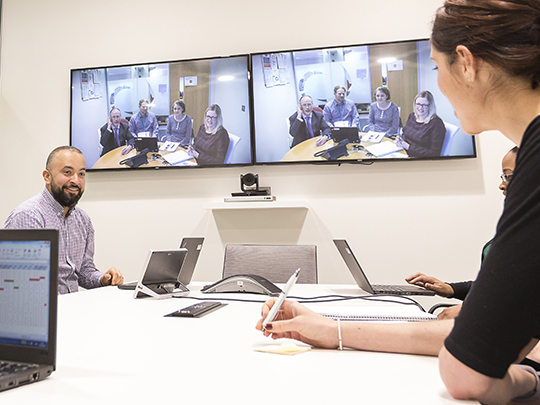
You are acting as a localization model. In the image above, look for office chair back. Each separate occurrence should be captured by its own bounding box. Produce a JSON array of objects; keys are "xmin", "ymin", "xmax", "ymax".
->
[
  {"xmin": 224, "ymin": 133, "xmax": 241, "ymax": 164},
  {"xmin": 441, "ymin": 122, "xmax": 460, "ymax": 156},
  {"xmin": 222, "ymin": 244, "xmax": 317, "ymax": 284}
]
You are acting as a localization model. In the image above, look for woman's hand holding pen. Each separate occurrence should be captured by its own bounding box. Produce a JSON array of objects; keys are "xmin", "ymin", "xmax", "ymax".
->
[{"xmin": 256, "ymin": 298, "xmax": 339, "ymax": 349}]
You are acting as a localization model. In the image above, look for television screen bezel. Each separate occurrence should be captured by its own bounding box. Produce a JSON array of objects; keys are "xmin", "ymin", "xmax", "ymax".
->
[
  {"xmin": 249, "ymin": 38, "xmax": 477, "ymax": 166},
  {"xmin": 69, "ymin": 53, "xmax": 255, "ymax": 172}
]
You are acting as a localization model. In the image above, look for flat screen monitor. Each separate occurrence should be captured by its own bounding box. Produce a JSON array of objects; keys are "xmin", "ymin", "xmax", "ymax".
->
[
  {"xmin": 251, "ymin": 39, "xmax": 476, "ymax": 164},
  {"xmin": 70, "ymin": 55, "xmax": 253, "ymax": 171}
]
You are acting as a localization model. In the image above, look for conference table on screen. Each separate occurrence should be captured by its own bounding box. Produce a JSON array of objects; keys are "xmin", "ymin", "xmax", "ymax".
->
[
  {"xmin": 282, "ymin": 134, "xmax": 409, "ymax": 162},
  {"xmin": 92, "ymin": 144, "xmax": 196, "ymax": 169},
  {"xmin": 1, "ymin": 282, "xmax": 477, "ymax": 405}
]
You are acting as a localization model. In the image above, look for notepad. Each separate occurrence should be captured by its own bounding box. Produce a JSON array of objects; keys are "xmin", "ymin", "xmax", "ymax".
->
[
  {"xmin": 163, "ymin": 150, "xmax": 196, "ymax": 166},
  {"xmin": 310, "ymin": 305, "xmax": 437, "ymax": 323},
  {"xmin": 362, "ymin": 130, "xmax": 386, "ymax": 143},
  {"xmin": 365, "ymin": 141, "xmax": 404, "ymax": 158}
]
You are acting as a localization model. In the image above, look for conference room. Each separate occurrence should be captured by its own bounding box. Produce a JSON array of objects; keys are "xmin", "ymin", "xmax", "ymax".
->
[{"xmin": 0, "ymin": 0, "xmax": 516, "ymax": 404}]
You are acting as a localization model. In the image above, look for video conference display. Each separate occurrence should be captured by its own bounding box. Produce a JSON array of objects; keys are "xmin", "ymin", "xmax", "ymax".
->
[{"xmin": 70, "ymin": 39, "xmax": 476, "ymax": 171}]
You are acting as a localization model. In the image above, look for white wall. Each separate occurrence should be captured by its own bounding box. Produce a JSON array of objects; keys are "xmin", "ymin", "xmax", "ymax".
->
[{"xmin": 0, "ymin": 0, "xmax": 515, "ymax": 287}]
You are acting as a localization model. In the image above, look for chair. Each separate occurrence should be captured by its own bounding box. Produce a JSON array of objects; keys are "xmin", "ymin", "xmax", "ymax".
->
[
  {"xmin": 224, "ymin": 133, "xmax": 241, "ymax": 164},
  {"xmin": 441, "ymin": 122, "xmax": 460, "ymax": 156},
  {"xmin": 97, "ymin": 128, "xmax": 103, "ymax": 156},
  {"xmin": 222, "ymin": 244, "xmax": 318, "ymax": 284}
]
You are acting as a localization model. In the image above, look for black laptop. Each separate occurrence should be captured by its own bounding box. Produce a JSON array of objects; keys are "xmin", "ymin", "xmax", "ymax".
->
[
  {"xmin": 134, "ymin": 137, "xmax": 159, "ymax": 152},
  {"xmin": 333, "ymin": 239, "xmax": 435, "ymax": 296},
  {"xmin": 331, "ymin": 127, "xmax": 360, "ymax": 143},
  {"xmin": 0, "ymin": 229, "xmax": 58, "ymax": 392}
]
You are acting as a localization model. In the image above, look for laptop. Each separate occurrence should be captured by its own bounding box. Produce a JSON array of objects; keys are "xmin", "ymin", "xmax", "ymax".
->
[
  {"xmin": 178, "ymin": 237, "xmax": 204, "ymax": 286},
  {"xmin": 0, "ymin": 229, "xmax": 58, "ymax": 392},
  {"xmin": 331, "ymin": 127, "xmax": 360, "ymax": 143},
  {"xmin": 134, "ymin": 249, "xmax": 189, "ymax": 299},
  {"xmin": 120, "ymin": 237, "xmax": 204, "ymax": 290},
  {"xmin": 134, "ymin": 137, "xmax": 159, "ymax": 152},
  {"xmin": 333, "ymin": 239, "xmax": 435, "ymax": 296}
]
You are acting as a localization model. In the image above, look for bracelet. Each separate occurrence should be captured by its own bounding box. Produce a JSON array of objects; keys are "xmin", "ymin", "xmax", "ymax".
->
[
  {"xmin": 513, "ymin": 365, "xmax": 540, "ymax": 403},
  {"xmin": 337, "ymin": 319, "xmax": 343, "ymax": 350}
]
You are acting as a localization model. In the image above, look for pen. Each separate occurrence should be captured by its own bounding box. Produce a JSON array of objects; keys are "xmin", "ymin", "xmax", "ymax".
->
[{"xmin": 262, "ymin": 268, "xmax": 300, "ymax": 332}]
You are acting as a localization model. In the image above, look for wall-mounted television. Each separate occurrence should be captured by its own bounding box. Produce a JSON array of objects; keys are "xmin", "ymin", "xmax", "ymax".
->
[
  {"xmin": 70, "ymin": 54, "xmax": 252, "ymax": 171},
  {"xmin": 251, "ymin": 39, "xmax": 476, "ymax": 164}
]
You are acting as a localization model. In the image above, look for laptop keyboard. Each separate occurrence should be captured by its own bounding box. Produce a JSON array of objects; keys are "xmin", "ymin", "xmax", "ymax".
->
[
  {"xmin": 0, "ymin": 361, "xmax": 39, "ymax": 377},
  {"xmin": 372, "ymin": 285, "xmax": 412, "ymax": 294}
]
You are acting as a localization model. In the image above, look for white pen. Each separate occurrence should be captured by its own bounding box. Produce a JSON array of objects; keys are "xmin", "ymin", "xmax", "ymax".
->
[{"xmin": 262, "ymin": 268, "xmax": 300, "ymax": 332}]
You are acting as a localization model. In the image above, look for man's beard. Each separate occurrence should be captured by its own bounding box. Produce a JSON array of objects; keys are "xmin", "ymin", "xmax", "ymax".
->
[{"xmin": 50, "ymin": 179, "xmax": 83, "ymax": 208}]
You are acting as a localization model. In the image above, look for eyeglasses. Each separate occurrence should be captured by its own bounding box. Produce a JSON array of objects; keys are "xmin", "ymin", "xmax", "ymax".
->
[
  {"xmin": 415, "ymin": 103, "xmax": 429, "ymax": 108},
  {"xmin": 205, "ymin": 115, "xmax": 218, "ymax": 120},
  {"xmin": 500, "ymin": 173, "xmax": 513, "ymax": 183}
]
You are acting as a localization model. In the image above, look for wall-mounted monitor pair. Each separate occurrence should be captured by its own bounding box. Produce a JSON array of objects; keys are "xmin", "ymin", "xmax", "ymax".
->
[{"xmin": 70, "ymin": 39, "xmax": 476, "ymax": 172}]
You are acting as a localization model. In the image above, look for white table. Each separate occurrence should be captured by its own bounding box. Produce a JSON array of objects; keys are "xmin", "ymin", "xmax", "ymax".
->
[{"xmin": 0, "ymin": 283, "xmax": 476, "ymax": 404}]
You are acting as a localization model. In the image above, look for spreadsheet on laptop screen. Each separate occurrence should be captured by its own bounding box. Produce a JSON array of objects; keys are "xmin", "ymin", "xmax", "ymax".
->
[{"xmin": 0, "ymin": 240, "xmax": 51, "ymax": 348}]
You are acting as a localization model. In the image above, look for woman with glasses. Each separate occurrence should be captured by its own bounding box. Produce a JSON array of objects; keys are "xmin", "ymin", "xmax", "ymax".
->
[
  {"xmin": 396, "ymin": 90, "xmax": 446, "ymax": 157},
  {"xmin": 187, "ymin": 104, "xmax": 230, "ymax": 165}
]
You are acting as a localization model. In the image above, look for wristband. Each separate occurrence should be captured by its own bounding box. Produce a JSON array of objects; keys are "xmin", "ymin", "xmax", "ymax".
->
[{"xmin": 512, "ymin": 365, "xmax": 540, "ymax": 403}]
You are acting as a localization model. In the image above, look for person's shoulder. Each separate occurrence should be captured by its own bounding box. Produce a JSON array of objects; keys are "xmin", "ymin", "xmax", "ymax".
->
[
  {"xmin": 313, "ymin": 110, "xmax": 324, "ymax": 119},
  {"xmin": 289, "ymin": 111, "xmax": 299, "ymax": 120},
  {"xmin": 323, "ymin": 100, "xmax": 333, "ymax": 109}
]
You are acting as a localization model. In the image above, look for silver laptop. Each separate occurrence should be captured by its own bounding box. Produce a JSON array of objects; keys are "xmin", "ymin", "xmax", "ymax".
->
[
  {"xmin": 333, "ymin": 239, "xmax": 435, "ymax": 296},
  {"xmin": 178, "ymin": 237, "xmax": 204, "ymax": 286},
  {"xmin": 0, "ymin": 229, "xmax": 58, "ymax": 392},
  {"xmin": 134, "ymin": 249, "xmax": 189, "ymax": 299},
  {"xmin": 120, "ymin": 237, "xmax": 204, "ymax": 290}
]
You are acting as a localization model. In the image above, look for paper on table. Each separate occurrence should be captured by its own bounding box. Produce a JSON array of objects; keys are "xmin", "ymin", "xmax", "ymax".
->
[
  {"xmin": 362, "ymin": 131, "xmax": 386, "ymax": 143},
  {"xmin": 163, "ymin": 149, "xmax": 195, "ymax": 165},
  {"xmin": 365, "ymin": 141, "xmax": 404, "ymax": 157}
]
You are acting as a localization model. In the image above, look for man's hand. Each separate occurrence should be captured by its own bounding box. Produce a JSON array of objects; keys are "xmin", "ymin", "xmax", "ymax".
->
[{"xmin": 100, "ymin": 267, "xmax": 124, "ymax": 286}]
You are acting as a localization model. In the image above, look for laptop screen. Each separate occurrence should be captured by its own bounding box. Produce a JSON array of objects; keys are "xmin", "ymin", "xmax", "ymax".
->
[
  {"xmin": 0, "ymin": 229, "xmax": 58, "ymax": 366},
  {"xmin": 0, "ymin": 240, "xmax": 52, "ymax": 348}
]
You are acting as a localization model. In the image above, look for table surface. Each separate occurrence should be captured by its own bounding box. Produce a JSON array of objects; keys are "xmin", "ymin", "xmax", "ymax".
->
[
  {"xmin": 282, "ymin": 135, "xmax": 408, "ymax": 162},
  {"xmin": 92, "ymin": 144, "xmax": 195, "ymax": 169},
  {"xmin": 0, "ymin": 283, "xmax": 477, "ymax": 405}
]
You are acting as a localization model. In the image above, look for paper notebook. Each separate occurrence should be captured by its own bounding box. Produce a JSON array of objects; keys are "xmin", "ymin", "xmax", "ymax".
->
[{"xmin": 309, "ymin": 305, "xmax": 436, "ymax": 323}]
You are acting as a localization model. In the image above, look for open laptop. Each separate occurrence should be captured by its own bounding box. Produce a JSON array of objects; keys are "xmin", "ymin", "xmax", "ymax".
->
[
  {"xmin": 331, "ymin": 127, "xmax": 360, "ymax": 143},
  {"xmin": 134, "ymin": 249, "xmax": 189, "ymax": 299},
  {"xmin": 134, "ymin": 137, "xmax": 159, "ymax": 152},
  {"xmin": 120, "ymin": 237, "xmax": 204, "ymax": 290},
  {"xmin": 333, "ymin": 239, "xmax": 435, "ymax": 296},
  {"xmin": 0, "ymin": 229, "xmax": 58, "ymax": 392}
]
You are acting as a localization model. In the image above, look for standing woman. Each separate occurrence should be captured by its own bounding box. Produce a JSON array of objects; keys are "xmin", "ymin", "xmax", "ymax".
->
[
  {"xmin": 397, "ymin": 90, "xmax": 446, "ymax": 157},
  {"xmin": 431, "ymin": 1, "xmax": 540, "ymax": 402},
  {"xmin": 367, "ymin": 86, "xmax": 400, "ymax": 136},
  {"xmin": 187, "ymin": 104, "xmax": 230, "ymax": 165},
  {"xmin": 163, "ymin": 100, "xmax": 193, "ymax": 146}
]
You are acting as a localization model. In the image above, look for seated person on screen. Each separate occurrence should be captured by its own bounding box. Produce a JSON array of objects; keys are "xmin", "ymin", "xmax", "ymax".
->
[
  {"xmin": 406, "ymin": 147, "xmax": 518, "ymax": 321},
  {"xmin": 323, "ymin": 85, "xmax": 359, "ymax": 128},
  {"xmin": 395, "ymin": 91, "xmax": 446, "ymax": 157},
  {"xmin": 99, "ymin": 107, "xmax": 135, "ymax": 156},
  {"xmin": 163, "ymin": 100, "xmax": 193, "ymax": 146},
  {"xmin": 129, "ymin": 99, "xmax": 159, "ymax": 138},
  {"xmin": 289, "ymin": 95, "xmax": 331, "ymax": 148},
  {"xmin": 3, "ymin": 146, "xmax": 124, "ymax": 294},
  {"xmin": 367, "ymin": 87, "xmax": 400, "ymax": 137},
  {"xmin": 186, "ymin": 104, "xmax": 229, "ymax": 165}
]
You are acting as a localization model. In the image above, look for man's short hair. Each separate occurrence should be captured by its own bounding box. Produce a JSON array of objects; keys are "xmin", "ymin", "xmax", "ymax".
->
[
  {"xmin": 110, "ymin": 107, "xmax": 121, "ymax": 116},
  {"xmin": 46, "ymin": 146, "xmax": 83, "ymax": 171},
  {"xmin": 139, "ymin": 99, "xmax": 149, "ymax": 106},
  {"xmin": 299, "ymin": 95, "xmax": 313, "ymax": 104},
  {"xmin": 334, "ymin": 85, "xmax": 346, "ymax": 93}
]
